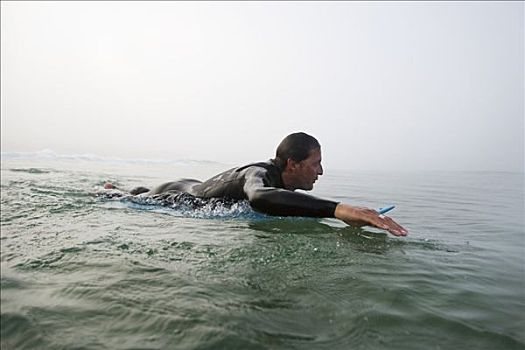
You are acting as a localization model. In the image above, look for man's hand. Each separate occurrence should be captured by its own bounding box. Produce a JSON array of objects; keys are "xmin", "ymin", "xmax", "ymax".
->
[{"xmin": 334, "ymin": 203, "xmax": 408, "ymax": 237}]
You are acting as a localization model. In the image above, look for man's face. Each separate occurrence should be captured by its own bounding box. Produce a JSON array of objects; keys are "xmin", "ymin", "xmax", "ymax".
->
[{"xmin": 291, "ymin": 148, "xmax": 324, "ymax": 190}]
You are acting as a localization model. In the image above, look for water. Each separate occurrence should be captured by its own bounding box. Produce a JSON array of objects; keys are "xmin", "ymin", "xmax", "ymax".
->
[{"xmin": 1, "ymin": 153, "xmax": 524, "ymax": 349}]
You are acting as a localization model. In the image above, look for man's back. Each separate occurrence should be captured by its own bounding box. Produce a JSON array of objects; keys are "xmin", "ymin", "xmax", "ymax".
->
[{"xmin": 192, "ymin": 161, "xmax": 283, "ymax": 199}]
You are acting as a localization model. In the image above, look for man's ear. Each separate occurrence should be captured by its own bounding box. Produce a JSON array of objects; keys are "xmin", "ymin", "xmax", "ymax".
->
[{"xmin": 285, "ymin": 158, "xmax": 298, "ymax": 171}]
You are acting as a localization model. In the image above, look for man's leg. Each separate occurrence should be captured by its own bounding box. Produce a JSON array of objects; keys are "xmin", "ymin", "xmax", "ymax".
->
[{"xmin": 130, "ymin": 186, "xmax": 150, "ymax": 195}]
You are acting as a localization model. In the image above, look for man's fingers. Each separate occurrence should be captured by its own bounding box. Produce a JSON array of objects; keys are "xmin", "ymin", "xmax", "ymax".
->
[
  {"xmin": 340, "ymin": 205, "xmax": 408, "ymax": 237},
  {"xmin": 373, "ymin": 215, "xmax": 408, "ymax": 236},
  {"xmin": 382, "ymin": 217, "xmax": 407, "ymax": 235}
]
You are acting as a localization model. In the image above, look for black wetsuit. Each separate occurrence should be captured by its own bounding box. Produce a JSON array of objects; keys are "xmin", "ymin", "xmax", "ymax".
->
[{"xmin": 142, "ymin": 160, "xmax": 339, "ymax": 218}]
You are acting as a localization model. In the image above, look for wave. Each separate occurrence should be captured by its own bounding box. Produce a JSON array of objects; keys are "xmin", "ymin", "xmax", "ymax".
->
[
  {"xmin": 1, "ymin": 149, "xmax": 227, "ymax": 167},
  {"xmin": 8, "ymin": 168, "xmax": 51, "ymax": 174}
]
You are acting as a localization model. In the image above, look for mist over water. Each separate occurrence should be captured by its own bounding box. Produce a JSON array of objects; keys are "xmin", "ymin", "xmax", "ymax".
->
[
  {"xmin": 2, "ymin": 2, "xmax": 523, "ymax": 172},
  {"xmin": 1, "ymin": 155, "xmax": 523, "ymax": 349}
]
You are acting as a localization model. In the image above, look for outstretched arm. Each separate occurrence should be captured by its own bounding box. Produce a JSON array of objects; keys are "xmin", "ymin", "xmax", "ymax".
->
[
  {"xmin": 243, "ymin": 167, "xmax": 408, "ymax": 236},
  {"xmin": 243, "ymin": 167, "xmax": 338, "ymax": 217},
  {"xmin": 248, "ymin": 187, "xmax": 339, "ymax": 217},
  {"xmin": 334, "ymin": 203, "xmax": 408, "ymax": 236}
]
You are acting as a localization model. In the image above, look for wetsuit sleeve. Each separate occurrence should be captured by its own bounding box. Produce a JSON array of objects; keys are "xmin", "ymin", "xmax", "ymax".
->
[{"xmin": 243, "ymin": 168, "xmax": 339, "ymax": 218}]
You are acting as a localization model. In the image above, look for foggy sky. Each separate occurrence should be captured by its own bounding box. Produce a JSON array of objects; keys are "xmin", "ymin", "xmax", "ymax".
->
[{"xmin": 1, "ymin": 1, "xmax": 523, "ymax": 172}]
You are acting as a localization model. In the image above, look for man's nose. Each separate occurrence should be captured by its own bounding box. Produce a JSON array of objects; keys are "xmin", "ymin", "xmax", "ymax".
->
[{"xmin": 318, "ymin": 164, "xmax": 323, "ymax": 175}]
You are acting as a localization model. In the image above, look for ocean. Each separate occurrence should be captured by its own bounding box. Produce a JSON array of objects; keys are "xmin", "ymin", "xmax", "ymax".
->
[{"xmin": 1, "ymin": 151, "xmax": 524, "ymax": 349}]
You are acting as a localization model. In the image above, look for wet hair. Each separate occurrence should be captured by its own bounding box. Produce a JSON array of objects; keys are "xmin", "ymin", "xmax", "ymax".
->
[{"xmin": 273, "ymin": 132, "xmax": 320, "ymax": 171}]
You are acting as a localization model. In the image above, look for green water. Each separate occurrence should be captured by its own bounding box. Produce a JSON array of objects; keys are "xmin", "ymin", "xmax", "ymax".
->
[{"xmin": 1, "ymin": 158, "xmax": 524, "ymax": 349}]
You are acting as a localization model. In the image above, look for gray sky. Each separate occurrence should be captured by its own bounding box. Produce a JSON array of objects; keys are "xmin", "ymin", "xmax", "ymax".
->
[{"xmin": 1, "ymin": 1, "xmax": 523, "ymax": 171}]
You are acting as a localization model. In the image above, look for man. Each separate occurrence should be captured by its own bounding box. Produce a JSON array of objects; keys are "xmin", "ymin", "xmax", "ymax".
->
[{"xmin": 111, "ymin": 132, "xmax": 407, "ymax": 237}]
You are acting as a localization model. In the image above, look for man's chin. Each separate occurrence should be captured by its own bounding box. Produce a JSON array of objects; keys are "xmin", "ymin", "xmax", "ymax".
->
[{"xmin": 300, "ymin": 184, "xmax": 314, "ymax": 191}]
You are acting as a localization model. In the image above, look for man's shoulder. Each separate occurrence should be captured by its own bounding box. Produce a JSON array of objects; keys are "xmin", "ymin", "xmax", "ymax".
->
[
  {"xmin": 235, "ymin": 160, "xmax": 277, "ymax": 173},
  {"xmin": 237, "ymin": 160, "xmax": 283, "ymax": 188}
]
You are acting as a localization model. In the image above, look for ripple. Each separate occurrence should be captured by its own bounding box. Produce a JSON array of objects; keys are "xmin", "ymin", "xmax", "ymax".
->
[{"xmin": 0, "ymin": 313, "xmax": 51, "ymax": 350}]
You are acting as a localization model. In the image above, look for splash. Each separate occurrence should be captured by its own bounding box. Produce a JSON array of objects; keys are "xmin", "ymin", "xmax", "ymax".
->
[{"xmin": 96, "ymin": 189, "xmax": 265, "ymax": 219}]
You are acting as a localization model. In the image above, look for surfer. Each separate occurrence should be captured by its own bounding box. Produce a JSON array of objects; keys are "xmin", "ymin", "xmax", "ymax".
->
[{"xmin": 106, "ymin": 132, "xmax": 408, "ymax": 237}]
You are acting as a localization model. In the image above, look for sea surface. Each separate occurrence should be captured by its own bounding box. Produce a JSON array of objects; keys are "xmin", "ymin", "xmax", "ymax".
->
[{"xmin": 1, "ymin": 151, "xmax": 524, "ymax": 350}]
